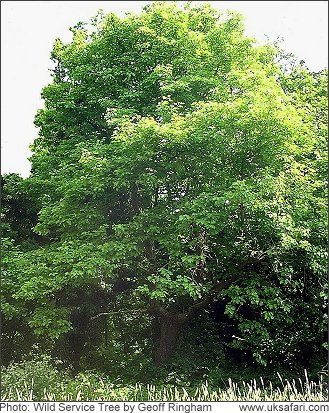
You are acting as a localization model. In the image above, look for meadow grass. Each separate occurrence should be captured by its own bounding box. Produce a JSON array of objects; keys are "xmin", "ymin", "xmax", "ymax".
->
[{"xmin": 1, "ymin": 372, "xmax": 327, "ymax": 401}]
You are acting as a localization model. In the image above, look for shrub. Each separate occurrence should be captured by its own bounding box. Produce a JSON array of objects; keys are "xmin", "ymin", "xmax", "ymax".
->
[{"xmin": 1, "ymin": 354, "xmax": 69, "ymax": 400}]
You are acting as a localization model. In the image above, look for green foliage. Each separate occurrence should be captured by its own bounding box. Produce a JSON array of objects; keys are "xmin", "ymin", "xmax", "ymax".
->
[
  {"xmin": 1, "ymin": 363, "xmax": 327, "ymax": 401},
  {"xmin": 1, "ymin": 174, "xmax": 42, "ymax": 246},
  {"xmin": 1, "ymin": 355, "xmax": 69, "ymax": 400},
  {"xmin": 1, "ymin": 1, "xmax": 327, "ymax": 373},
  {"xmin": 79, "ymin": 307, "xmax": 155, "ymax": 380}
]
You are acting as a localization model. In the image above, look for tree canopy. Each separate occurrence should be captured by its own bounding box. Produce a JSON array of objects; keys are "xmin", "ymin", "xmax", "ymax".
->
[{"xmin": 2, "ymin": 2, "xmax": 327, "ymax": 373}]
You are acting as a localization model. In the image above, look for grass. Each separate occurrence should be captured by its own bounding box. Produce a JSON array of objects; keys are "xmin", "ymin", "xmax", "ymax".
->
[{"xmin": 1, "ymin": 371, "xmax": 327, "ymax": 401}]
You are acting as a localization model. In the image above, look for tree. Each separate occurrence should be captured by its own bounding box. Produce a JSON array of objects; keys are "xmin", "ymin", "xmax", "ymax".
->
[
  {"xmin": 1, "ymin": 174, "xmax": 45, "ymax": 362},
  {"xmin": 2, "ymin": 2, "xmax": 327, "ymax": 368}
]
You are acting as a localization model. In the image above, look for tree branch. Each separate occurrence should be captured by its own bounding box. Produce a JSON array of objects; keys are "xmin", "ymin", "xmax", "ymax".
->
[
  {"xmin": 186, "ymin": 254, "xmax": 265, "ymax": 320},
  {"xmin": 186, "ymin": 272, "xmax": 240, "ymax": 320},
  {"xmin": 148, "ymin": 299, "xmax": 167, "ymax": 317},
  {"xmin": 91, "ymin": 309, "xmax": 146, "ymax": 320},
  {"xmin": 91, "ymin": 299, "xmax": 167, "ymax": 321}
]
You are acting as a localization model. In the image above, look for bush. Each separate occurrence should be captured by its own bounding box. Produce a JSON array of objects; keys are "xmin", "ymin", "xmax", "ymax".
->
[{"xmin": 1, "ymin": 354, "xmax": 69, "ymax": 400}]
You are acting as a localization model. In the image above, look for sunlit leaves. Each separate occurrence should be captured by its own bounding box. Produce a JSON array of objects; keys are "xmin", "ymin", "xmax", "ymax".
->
[{"xmin": 2, "ymin": 2, "xmax": 327, "ymax": 365}]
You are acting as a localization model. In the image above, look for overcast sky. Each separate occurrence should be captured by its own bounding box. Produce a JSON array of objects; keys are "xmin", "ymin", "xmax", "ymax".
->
[{"xmin": 1, "ymin": 1, "xmax": 328, "ymax": 178}]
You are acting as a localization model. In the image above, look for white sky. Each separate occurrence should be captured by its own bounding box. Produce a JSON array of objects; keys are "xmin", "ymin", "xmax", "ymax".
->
[{"xmin": 1, "ymin": 1, "xmax": 328, "ymax": 178}]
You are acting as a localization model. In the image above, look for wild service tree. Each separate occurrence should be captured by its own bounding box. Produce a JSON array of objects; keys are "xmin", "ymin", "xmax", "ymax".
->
[{"xmin": 2, "ymin": 2, "xmax": 327, "ymax": 368}]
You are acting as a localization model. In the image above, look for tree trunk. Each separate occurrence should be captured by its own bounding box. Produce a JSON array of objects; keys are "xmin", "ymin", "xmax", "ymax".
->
[{"xmin": 154, "ymin": 312, "xmax": 188, "ymax": 366}]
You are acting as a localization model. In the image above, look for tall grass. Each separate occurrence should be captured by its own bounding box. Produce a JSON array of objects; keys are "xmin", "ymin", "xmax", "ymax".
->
[{"xmin": 1, "ymin": 372, "xmax": 327, "ymax": 401}]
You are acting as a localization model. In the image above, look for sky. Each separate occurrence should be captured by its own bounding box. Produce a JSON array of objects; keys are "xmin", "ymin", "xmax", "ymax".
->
[{"xmin": 1, "ymin": 1, "xmax": 328, "ymax": 178}]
